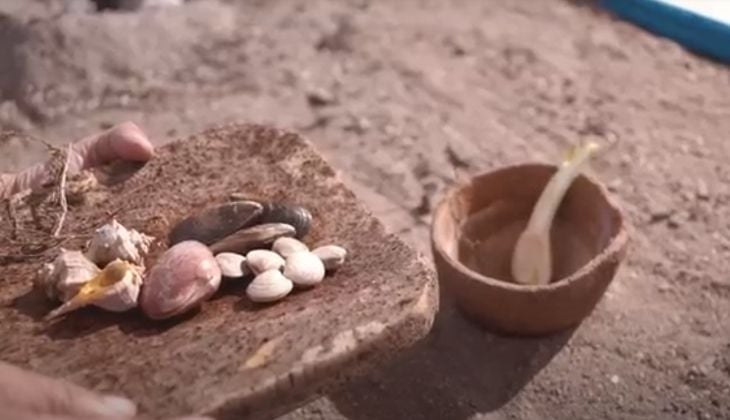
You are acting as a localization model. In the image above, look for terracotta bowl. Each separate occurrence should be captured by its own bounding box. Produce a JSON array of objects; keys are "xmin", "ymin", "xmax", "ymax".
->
[{"xmin": 431, "ymin": 163, "xmax": 630, "ymax": 336}]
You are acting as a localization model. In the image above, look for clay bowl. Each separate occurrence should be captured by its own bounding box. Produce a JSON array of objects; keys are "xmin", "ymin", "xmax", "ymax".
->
[{"xmin": 431, "ymin": 163, "xmax": 630, "ymax": 336}]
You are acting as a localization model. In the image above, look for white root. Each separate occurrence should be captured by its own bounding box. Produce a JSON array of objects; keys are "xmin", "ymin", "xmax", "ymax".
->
[{"xmin": 511, "ymin": 142, "xmax": 600, "ymax": 286}]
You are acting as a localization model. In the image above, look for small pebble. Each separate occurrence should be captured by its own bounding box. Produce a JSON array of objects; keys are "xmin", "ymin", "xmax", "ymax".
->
[
  {"xmin": 667, "ymin": 215, "xmax": 681, "ymax": 229},
  {"xmin": 648, "ymin": 203, "xmax": 673, "ymax": 223},
  {"xmin": 619, "ymin": 154, "xmax": 632, "ymax": 167},
  {"xmin": 306, "ymin": 87, "xmax": 336, "ymax": 107},
  {"xmin": 607, "ymin": 178, "xmax": 622, "ymax": 192},
  {"xmin": 696, "ymin": 179, "xmax": 710, "ymax": 200},
  {"xmin": 246, "ymin": 250, "xmax": 285, "ymax": 275}
]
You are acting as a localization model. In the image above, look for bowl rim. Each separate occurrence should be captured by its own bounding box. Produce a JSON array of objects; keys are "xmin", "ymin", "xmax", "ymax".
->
[{"xmin": 431, "ymin": 162, "xmax": 631, "ymax": 293}]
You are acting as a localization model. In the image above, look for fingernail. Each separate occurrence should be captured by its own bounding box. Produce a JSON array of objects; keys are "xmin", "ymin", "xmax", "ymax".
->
[{"xmin": 95, "ymin": 395, "xmax": 138, "ymax": 417}]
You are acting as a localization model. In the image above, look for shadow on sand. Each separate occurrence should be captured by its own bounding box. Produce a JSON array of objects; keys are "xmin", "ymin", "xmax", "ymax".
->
[{"xmin": 330, "ymin": 295, "xmax": 575, "ymax": 420}]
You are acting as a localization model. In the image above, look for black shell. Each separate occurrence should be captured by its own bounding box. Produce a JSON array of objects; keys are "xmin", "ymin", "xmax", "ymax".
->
[
  {"xmin": 209, "ymin": 223, "xmax": 296, "ymax": 255},
  {"xmin": 257, "ymin": 202, "xmax": 312, "ymax": 239},
  {"xmin": 168, "ymin": 200, "xmax": 263, "ymax": 246}
]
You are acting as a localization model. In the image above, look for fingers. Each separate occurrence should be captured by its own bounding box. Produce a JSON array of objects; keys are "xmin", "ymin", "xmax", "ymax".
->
[
  {"xmin": 1, "ymin": 162, "xmax": 45, "ymax": 198},
  {"xmin": 70, "ymin": 121, "xmax": 155, "ymax": 172},
  {"xmin": 0, "ymin": 361, "xmax": 137, "ymax": 419},
  {"xmin": 0, "ymin": 121, "xmax": 155, "ymax": 199}
]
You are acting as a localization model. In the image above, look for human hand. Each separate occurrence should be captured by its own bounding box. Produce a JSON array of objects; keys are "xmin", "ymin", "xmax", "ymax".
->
[
  {"xmin": 0, "ymin": 122, "xmax": 155, "ymax": 199},
  {"xmin": 0, "ymin": 360, "xmax": 212, "ymax": 420}
]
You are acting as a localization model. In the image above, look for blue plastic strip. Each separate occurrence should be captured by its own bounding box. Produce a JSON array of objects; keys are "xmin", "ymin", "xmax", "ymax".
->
[{"xmin": 600, "ymin": 0, "xmax": 730, "ymax": 63}]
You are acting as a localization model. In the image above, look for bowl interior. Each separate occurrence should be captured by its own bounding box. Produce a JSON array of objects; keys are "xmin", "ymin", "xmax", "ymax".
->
[{"xmin": 434, "ymin": 164, "xmax": 624, "ymax": 286}]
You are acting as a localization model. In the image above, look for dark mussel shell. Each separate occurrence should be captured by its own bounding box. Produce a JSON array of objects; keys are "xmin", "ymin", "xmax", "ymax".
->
[
  {"xmin": 168, "ymin": 200, "xmax": 263, "ymax": 246},
  {"xmin": 209, "ymin": 223, "xmax": 297, "ymax": 254},
  {"xmin": 227, "ymin": 195, "xmax": 313, "ymax": 239},
  {"xmin": 258, "ymin": 202, "xmax": 312, "ymax": 239}
]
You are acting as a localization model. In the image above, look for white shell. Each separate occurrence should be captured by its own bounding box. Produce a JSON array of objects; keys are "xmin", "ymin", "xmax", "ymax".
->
[
  {"xmin": 312, "ymin": 245, "xmax": 347, "ymax": 271},
  {"xmin": 246, "ymin": 269, "xmax": 293, "ymax": 303},
  {"xmin": 246, "ymin": 250, "xmax": 285, "ymax": 275},
  {"xmin": 34, "ymin": 248, "xmax": 101, "ymax": 302},
  {"xmin": 84, "ymin": 219, "xmax": 154, "ymax": 267},
  {"xmin": 44, "ymin": 259, "xmax": 144, "ymax": 320},
  {"xmin": 92, "ymin": 262, "xmax": 144, "ymax": 312},
  {"xmin": 215, "ymin": 252, "xmax": 249, "ymax": 278},
  {"xmin": 272, "ymin": 237, "xmax": 309, "ymax": 259},
  {"xmin": 284, "ymin": 251, "xmax": 325, "ymax": 288}
]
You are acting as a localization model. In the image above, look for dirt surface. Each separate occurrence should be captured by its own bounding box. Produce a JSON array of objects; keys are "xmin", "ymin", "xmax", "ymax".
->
[{"xmin": 1, "ymin": 0, "xmax": 729, "ymax": 419}]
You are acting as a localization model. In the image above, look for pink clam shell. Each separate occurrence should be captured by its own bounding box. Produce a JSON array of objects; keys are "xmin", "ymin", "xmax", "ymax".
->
[{"xmin": 139, "ymin": 240, "xmax": 222, "ymax": 320}]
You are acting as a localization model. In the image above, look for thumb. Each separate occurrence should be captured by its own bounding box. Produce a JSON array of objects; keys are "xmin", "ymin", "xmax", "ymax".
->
[
  {"xmin": 0, "ymin": 361, "xmax": 137, "ymax": 418},
  {"xmin": 1, "ymin": 122, "xmax": 155, "ymax": 197},
  {"xmin": 69, "ymin": 121, "xmax": 155, "ymax": 172}
]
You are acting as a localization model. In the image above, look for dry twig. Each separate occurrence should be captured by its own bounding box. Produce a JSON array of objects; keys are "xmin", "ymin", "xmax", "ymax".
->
[
  {"xmin": 0, "ymin": 129, "xmax": 74, "ymax": 239},
  {"xmin": 51, "ymin": 144, "xmax": 71, "ymax": 237}
]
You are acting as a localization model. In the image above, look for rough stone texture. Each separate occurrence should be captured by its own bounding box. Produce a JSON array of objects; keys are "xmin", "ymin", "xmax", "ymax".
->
[
  {"xmin": 0, "ymin": 123, "xmax": 438, "ymax": 419},
  {"xmin": 1, "ymin": 0, "xmax": 730, "ymax": 419}
]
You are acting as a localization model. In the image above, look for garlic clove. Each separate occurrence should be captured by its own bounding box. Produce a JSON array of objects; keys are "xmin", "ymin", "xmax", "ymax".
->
[
  {"xmin": 215, "ymin": 252, "xmax": 250, "ymax": 279},
  {"xmin": 311, "ymin": 245, "xmax": 347, "ymax": 271},
  {"xmin": 283, "ymin": 251, "xmax": 325, "ymax": 288},
  {"xmin": 272, "ymin": 237, "xmax": 309, "ymax": 259},
  {"xmin": 245, "ymin": 250, "xmax": 285, "ymax": 275},
  {"xmin": 246, "ymin": 269, "xmax": 293, "ymax": 303},
  {"xmin": 139, "ymin": 240, "xmax": 222, "ymax": 320}
]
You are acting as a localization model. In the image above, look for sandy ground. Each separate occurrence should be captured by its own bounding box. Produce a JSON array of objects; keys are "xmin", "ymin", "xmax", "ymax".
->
[{"xmin": 1, "ymin": 0, "xmax": 729, "ymax": 419}]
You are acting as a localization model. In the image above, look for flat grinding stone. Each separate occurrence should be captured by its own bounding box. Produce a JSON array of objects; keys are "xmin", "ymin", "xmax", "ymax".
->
[{"xmin": 0, "ymin": 123, "xmax": 438, "ymax": 419}]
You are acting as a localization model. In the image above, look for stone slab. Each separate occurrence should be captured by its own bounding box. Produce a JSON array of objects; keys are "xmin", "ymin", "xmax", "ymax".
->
[{"xmin": 0, "ymin": 123, "xmax": 438, "ymax": 419}]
